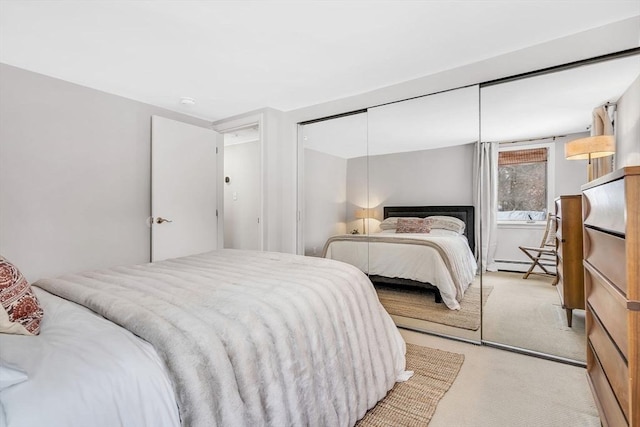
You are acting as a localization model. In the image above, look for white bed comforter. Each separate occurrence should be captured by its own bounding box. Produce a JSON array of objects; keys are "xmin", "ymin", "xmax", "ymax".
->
[
  {"xmin": 323, "ymin": 233, "xmax": 477, "ymax": 310},
  {"xmin": 18, "ymin": 250, "xmax": 408, "ymax": 427}
]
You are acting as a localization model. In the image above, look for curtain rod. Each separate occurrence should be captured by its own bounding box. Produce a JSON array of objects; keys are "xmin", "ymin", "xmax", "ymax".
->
[{"xmin": 496, "ymin": 134, "xmax": 566, "ymax": 145}]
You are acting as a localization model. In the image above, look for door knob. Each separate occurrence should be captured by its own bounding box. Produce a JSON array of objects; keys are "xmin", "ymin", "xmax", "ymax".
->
[{"xmin": 156, "ymin": 217, "xmax": 173, "ymax": 224}]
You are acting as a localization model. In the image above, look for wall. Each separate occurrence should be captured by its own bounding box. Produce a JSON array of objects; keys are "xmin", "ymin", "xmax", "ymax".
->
[
  {"xmin": 0, "ymin": 64, "xmax": 211, "ymax": 281},
  {"xmin": 346, "ymin": 143, "xmax": 475, "ymax": 232},
  {"xmin": 616, "ymin": 74, "xmax": 640, "ymax": 168},
  {"xmin": 303, "ymin": 149, "xmax": 347, "ymax": 256},
  {"xmin": 554, "ymin": 133, "xmax": 591, "ymax": 196},
  {"xmin": 223, "ymin": 140, "xmax": 261, "ymax": 250}
]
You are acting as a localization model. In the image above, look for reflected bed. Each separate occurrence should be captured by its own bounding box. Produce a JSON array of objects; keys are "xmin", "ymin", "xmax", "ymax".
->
[{"xmin": 323, "ymin": 206, "xmax": 477, "ymax": 310}]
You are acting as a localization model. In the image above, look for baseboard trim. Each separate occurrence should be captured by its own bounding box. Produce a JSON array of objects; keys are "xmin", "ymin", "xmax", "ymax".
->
[
  {"xmin": 495, "ymin": 259, "xmax": 556, "ymax": 267},
  {"xmin": 494, "ymin": 259, "xmax": 557, "ymax": 274}
]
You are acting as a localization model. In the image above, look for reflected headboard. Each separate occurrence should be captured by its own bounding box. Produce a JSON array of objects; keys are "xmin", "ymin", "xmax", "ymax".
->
[{"xmin": 383, "ymin": 205, "xmax": 475, "ymax": 253}]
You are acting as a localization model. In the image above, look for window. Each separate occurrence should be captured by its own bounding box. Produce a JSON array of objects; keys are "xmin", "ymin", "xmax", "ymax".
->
[{"xmin": 498, "ymin": 146, "xmax": 550, "ymax": 221}]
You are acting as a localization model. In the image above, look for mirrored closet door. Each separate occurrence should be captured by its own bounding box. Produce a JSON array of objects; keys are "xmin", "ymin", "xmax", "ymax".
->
[
  {"xmin": 299, "ymin": 112, "xmax": 369, "ymax": 266},
  {"xmin": 298, "ymin": 86, "xmax": 482, "ymax": 342},
  {"xmin": 479, "ymin": 53, "xmax": 640, "ymax": 362},
  {"xmin": 365, "ymin": 86, "xmax": 481, "ymax": 342}
]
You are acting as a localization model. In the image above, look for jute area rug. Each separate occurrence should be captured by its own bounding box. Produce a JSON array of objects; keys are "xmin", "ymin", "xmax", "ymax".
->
[
  {"xmin": 357, "ymin": 343, "xmax": 464, "ymax": 426},
  {"xmin": 375, "ymin": 285, "xmax": 493, "ymax": 331}
]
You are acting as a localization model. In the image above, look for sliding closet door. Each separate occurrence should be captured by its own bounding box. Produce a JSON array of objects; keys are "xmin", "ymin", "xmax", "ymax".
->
[
  {"xmin": 479, "ymin": 54, "xmax": 640, "ymax": 362},
  {"xmin": 366, "ymin": 86, "xmax": 482, "ymax": 342},
  {"xmin": 298, "ymin": 112, "xmax": 368, "ymax": 266}
]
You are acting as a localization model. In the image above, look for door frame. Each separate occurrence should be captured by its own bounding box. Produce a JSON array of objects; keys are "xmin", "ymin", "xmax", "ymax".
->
[{"xmin": 214, "ymin": 113, "xmax": 265, "ymax": 251}]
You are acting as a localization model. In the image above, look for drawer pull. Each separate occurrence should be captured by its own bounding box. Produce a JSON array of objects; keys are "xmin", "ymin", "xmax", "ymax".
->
[{"xmin": 628, "ymin": 300, "xmax": 640, "ymax": 311}]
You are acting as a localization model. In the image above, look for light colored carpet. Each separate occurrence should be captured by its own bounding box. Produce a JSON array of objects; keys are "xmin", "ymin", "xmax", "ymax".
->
[
  {"xmin": 375, "ymin": 285, "xmax": 492, "ymax": 331},
  {"xmin": 401, "ymin": 330, "xmax": 600, "ymax": 427},
  {"xmin": 357, "ymin": 343, "xmax": 464, "ymax": 426},
  {"xmin": 482, "ymin": 271, "xmax": 586, "ymax": 361}
]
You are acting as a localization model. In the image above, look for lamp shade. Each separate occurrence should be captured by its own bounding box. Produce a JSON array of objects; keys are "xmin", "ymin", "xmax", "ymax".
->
[
  {"xmin": 565, "ymin": 135, "xmax": 615, "ymax": 160},
  {"xmin": 354, "ymin": 208, "xmax": 374, "ymax": 219}
]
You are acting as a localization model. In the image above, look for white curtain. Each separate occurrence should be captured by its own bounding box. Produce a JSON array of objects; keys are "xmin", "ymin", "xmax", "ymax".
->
[{"xmin": 474, "ymin": 141, "xmax": 499, "ymax": 272}]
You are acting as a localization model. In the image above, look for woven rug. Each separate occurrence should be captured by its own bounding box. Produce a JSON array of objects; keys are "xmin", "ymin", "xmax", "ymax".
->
[
  {"xmin": 375, "ymin": 285, "xmax": 493, "ymax": 330},
  {"xmin": 357, "ymin": 343, "xmax": 464, "ymax": 426}
]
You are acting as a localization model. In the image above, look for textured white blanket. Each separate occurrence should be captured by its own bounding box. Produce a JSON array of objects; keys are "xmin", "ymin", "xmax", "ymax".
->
[
  {"xmin": 323, "ymin": 233, "xmax": 477, "ymax": 310},
  {"xmin": 35, "ymin": 250, "xmax": 408, "ymax": 427}
]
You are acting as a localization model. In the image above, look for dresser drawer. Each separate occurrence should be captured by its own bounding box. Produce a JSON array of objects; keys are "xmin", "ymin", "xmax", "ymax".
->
[
  {"xmin": 585, "ymin": 262, "xmax": 628, "ymax": 359},
  {"xmin": 588, "ymin": 311, "xmax": 629, "ymax": 420},
  {"xmin": 583, "ymin": 178, "xmax": 625, "ymax": 235},
  {"xmin": 587, "ymin": 344, "xmax": 628, "ymax": 427},
  {"xmin": 584, "ymin": 228, "xmax": 627, "ymax": 295}
]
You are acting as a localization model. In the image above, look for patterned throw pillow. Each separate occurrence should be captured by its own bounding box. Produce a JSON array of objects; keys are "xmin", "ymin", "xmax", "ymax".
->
[
  {"xmin": 395, "ymin": 218, "xmax": 431, "ymax": 233},
  {"xmin": 0, "ymin": 257, "xmax": 43, "ymax": 335},
  {"xmin": 380, "ymin": 217, "xmax": 421, "ymax": 230}
]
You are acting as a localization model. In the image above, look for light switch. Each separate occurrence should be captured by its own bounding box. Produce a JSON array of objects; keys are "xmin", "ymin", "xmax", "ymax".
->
[{"xmin": 233, "ymin": 191, "xmax": 237, "ymax": 201}]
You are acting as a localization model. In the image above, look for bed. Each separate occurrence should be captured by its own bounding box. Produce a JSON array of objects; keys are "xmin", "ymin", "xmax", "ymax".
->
[
  {"xmin": 0, "ymin": 250, "xmax": 410, "ymax": 427},
  {"xmin": 322, "ymin": 206, "xmax": 477, "ymax": 311}
]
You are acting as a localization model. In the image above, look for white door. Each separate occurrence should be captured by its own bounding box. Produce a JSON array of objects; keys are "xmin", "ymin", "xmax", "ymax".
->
[{"xmin": 151, "ymin": 115, "xmax": 220, "ymax": 261}]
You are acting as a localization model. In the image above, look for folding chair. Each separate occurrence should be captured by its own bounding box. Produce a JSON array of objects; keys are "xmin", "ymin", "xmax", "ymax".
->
[{"xmin": 518, "ymin": 213, "xmax": 558, "ymax": 284}]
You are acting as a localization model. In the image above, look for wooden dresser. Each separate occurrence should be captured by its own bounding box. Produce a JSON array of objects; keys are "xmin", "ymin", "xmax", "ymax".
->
[
  {"xmin": 555, "ymin": 195, "xmax": 584, "ymax": 327},
  {"xmin": 582, "ymin": 166, "xmax": 639, "ymax": 427}
]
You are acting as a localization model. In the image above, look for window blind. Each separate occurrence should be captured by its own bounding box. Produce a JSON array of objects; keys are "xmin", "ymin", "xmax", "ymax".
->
[{"xmin": 499, "ymin": 148, "xmax": 547, "ymax": 166}]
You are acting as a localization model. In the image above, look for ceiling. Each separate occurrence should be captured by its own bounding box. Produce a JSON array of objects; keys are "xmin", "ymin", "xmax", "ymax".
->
[{"xmin": 1, "ymin": 1, "xmax": 638, "ymax": 121}]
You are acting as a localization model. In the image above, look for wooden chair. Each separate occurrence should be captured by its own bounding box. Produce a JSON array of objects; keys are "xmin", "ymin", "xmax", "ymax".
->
[{"xmin": 518, "ymin": 213, "xmax": 558, "ymax": 284}]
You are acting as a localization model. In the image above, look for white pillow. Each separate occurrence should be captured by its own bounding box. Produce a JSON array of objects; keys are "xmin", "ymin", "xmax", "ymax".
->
[
  {"xmin": 427, "ymin": 216, "xmax": 465, "ymax": 234},
  {"xmin": 0, "ymin": 360, "xmax": 28, "ymax": 390}
]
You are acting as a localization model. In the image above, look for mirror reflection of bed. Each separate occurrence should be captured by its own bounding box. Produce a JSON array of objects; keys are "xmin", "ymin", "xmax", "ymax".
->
[
  {"xmin": 322, "ymin": 205, "xmax": 481, "ymax": 338},
  {"xmin": 301, "ymin": 85, "xmax": 482, "ymax": 342}
]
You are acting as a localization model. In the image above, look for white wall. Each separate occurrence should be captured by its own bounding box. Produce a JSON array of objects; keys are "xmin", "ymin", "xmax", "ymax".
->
[
  {"xmin": 303, "ymin": 149, "xmax": 347, "ymax": 256},
  {"xmin": 224, "ymin": 140, "xmax": 261, "ymax": 250},
  {"xmin": 554, "ymin": 133, "xmax": 591, "ymax": 196},
  {"xmin": 616, "ymin": 74, "xmax": 640, "ymax": 168},
  {"xmin": 0, "ymin": 63, "xmax": 211, "ymax": 281},
  {"xmin": 346, "ymin": 143, "xmax": 475, "ymax": 232}
]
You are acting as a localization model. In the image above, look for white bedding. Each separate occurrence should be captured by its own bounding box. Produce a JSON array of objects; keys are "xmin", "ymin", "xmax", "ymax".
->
[
  {"xmin": 0, "ymin": 288, "xmax": 180, "ymax": 427},
  {"xmin": 0, "ymin": 250, "xmax": 408, "ymax": 427},
  {"xmin": 324, "ymin": 232, "xmax": 477, "ymax": 310}
]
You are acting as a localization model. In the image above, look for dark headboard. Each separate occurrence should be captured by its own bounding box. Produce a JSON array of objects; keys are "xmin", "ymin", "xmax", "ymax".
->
[{"xmin": 383, "ymin": 205, "xmax": 475, "ymax": 253}]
